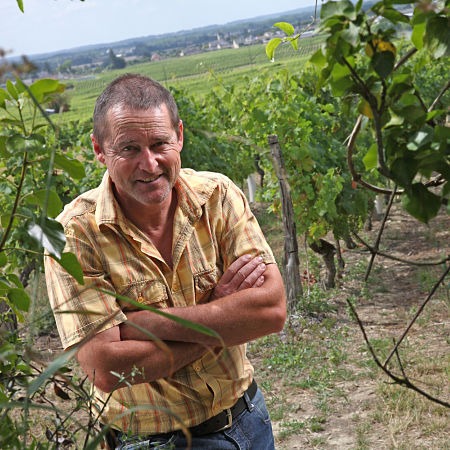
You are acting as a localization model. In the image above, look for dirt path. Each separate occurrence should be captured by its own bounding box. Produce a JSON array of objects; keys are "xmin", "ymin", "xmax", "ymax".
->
[{"xmin": 258, "ymin": 207, "xmax": 450, "ymax": 449}]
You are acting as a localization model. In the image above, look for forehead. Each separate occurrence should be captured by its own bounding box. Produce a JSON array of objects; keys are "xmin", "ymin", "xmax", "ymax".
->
[{"xmin": 106, "ymin": 103, "xmax": 172, "ymax": 128}]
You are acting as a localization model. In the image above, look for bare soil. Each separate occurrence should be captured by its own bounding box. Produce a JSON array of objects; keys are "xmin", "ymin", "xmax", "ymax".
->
[
  {"xmin": 260, "ymin": 206, "xmax": 450, "ymax": 449},
  {"xmin": 31, "ymin": 205, "xmax": 449, "ymax": 449}
]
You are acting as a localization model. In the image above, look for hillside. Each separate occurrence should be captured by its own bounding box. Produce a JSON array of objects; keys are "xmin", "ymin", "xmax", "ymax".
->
[{"xmin": 5, "ymin": 5, "xmax": 318, "ymax": 78}]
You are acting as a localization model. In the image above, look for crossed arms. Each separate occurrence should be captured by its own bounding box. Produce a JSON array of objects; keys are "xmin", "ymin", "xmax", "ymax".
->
[{"xmin": 76, "ymin": 255, "xmax": 286, "ymax": 392}]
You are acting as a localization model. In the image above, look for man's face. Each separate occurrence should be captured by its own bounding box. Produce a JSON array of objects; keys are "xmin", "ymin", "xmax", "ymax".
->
[{"xmin": 93, "ymin": 104, "xmax": 183, "ymax": 210}]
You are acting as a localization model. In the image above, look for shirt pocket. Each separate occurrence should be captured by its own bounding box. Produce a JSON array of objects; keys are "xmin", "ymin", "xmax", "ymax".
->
[
  {"xmin": 118, "ymin": 279, "xmax": 169, "ymax": 311},
  {"xmin": 193, "ymin": 266, "xmax": 219, "ymax": 304}
]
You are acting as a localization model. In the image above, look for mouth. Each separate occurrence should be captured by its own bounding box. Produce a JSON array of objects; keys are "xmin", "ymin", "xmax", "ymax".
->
[{"xmin": 136, "ymin": 175, "xmax": 162, "ymax": 184}]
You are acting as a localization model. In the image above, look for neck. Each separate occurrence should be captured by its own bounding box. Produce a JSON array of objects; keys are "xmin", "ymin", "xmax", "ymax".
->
[
  {"xmin": 119, "ymin": 191, "xmax": 177, "ymax": 267},
  {"xmin": 120, "ymin": 191, "xmax": 176, "ymax": 231}
]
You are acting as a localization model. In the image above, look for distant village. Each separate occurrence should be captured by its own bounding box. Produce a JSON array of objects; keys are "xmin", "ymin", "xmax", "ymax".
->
[{"xmin": 2, "ymin": 6, "xmax": 319, "ymax": 82}]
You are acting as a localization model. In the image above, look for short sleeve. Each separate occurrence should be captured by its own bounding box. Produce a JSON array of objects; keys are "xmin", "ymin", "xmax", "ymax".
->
[
  {"xmin": 44, "ymin": 221, "xmax": 126, "ymax": 349},
  {"xmin": 218, "ymin": 178, "xmax": 275, "ymax": 270}
]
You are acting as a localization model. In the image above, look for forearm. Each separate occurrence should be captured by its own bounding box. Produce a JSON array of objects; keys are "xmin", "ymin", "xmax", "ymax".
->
[
  {"xmin": 77, "ymin": 337, "xmax": 206, "ymax": 393},
  {"xmin": 121, "ymin": 265, "xmax": 286, "ymax": 346}
]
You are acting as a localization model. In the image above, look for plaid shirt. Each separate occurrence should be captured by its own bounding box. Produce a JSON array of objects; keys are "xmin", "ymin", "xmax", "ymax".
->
[{"xmin": 45, "ymin": 168, "xmax": 275, "ymax": 434}]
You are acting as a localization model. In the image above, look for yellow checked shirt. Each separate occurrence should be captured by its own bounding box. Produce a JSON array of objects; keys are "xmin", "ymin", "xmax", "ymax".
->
[{"xmin": 44, "ymin": 168, "xmax": 276, "ymax": 434}]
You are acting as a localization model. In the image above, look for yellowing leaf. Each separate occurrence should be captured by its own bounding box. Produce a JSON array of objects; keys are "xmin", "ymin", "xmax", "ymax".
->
[{"xmin": 358, "ymin": 99, "xmax": 374, "ymax": 118}]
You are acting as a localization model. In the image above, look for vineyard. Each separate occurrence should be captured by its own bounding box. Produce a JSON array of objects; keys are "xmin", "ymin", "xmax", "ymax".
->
[
  {"xmin": 0, "ymin": 0, "xmax": 448, "ymax": 448},
  {"xmin": 56, "ymin": 36, "xmax": 324, "ymax": 122}
]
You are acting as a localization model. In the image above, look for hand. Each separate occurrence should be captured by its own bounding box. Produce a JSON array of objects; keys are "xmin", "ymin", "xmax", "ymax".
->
[{"xmin": 210, "ymin": 254, "xmax": 266, "ymax": 300}]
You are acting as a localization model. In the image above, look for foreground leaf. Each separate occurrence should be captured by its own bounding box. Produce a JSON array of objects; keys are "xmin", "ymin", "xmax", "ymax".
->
[{"xmin": 27, "ymin": 218, "xmax": 66, "ymax": 258}]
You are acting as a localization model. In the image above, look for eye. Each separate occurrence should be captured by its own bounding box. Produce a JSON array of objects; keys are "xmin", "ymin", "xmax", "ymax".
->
[
  {"xmin": 121, "ymin": 145, "xmax": 139, "ymax": 154},
  {"xmin": 152, "ymin": 141, "xmax": 168, "ymax": 151}
]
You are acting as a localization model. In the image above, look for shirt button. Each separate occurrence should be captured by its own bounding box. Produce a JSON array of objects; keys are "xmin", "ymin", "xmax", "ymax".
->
[{"xmin": 193, "ymin": 363, "xmax": 201, "ymax": 372}]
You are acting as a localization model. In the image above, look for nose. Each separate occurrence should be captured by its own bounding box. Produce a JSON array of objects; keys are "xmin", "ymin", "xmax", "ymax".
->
[{"xmin": 138, "ymin": 147, "xmax": 158, "ymax": 172}]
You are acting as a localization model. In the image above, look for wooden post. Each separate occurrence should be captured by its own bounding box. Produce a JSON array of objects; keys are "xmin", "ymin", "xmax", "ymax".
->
[{"xmin": 268, "ymin": 135, "xmax": 303, "ymax": 311}]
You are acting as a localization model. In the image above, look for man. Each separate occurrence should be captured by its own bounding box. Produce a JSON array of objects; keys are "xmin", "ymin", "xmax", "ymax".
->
[{"xmin": 45, "ymin": 73, "xmax": 286, "ymax": 449}]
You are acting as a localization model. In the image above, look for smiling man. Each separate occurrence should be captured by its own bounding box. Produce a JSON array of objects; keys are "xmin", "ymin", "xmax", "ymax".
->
[{"xmin": 44, "ymin": 73, "xmax": 286, "ymax": 450}]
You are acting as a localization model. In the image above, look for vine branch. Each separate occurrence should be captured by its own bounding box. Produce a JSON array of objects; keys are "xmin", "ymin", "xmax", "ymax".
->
[
  {"xmin": 364, "ymin": 184, "xmax": 397, "ymax": 281},
  {"xmin": 352, "ymin": 232, "xmax": 450, "ymax": 267},
  {"xmin": 383, "ymin": 264, "xmax": 450, "ymax": 368},
  {"xmin": 346, "ymin": 299, "xmax": 450, "ymax": 408},
  {"xmin": 345, "ymin": 115, "xmax": 404, "ymax": 195}
]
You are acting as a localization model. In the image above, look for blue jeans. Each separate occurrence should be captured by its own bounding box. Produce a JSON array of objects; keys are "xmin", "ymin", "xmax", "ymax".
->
[{"xmin": 111, "ymin": 387, "xmax": 275, "ymax": 450}]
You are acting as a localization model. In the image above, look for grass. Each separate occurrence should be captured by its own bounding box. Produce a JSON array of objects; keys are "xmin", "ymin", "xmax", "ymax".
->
[
  {"xmin": 250, "ymin": 206, "xmax": 450, "ymax": 449},
  {"xmin": 17, "ymin": 204, "xmax": 449, "ymax": 449}
]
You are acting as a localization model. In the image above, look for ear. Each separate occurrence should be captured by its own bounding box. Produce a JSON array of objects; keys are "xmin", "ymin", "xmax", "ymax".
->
[
  {"xmin": 177, "ymin": 120, "xmax": 184, "ymax": 152},
  {"xmin": 91, "ymin": 134, "xmax": 106, "ymax": 164}
]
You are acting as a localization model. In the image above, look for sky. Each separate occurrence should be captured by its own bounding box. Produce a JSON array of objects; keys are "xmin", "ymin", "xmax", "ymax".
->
[{"xmin": 1, "ymin": 0, "xmax": 315, "ymax": 58}]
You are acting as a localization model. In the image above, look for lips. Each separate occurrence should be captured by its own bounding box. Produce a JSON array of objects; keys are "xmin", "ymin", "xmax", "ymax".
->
[{"xmin": 136, "ymin": 174, "xmax": 162, "ymax": 183}]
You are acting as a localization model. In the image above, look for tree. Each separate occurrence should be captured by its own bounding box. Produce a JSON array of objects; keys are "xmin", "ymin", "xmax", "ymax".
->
[{"xmin": 106, "ymin": 48, "xmax": 126, "ymax": 70}]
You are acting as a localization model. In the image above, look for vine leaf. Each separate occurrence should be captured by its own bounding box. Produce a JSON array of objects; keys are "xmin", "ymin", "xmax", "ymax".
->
[
  {"xmin": 54, "ymin": 252, "xmax": 85, "ymax": 285},
  {"xmin": 54, "ymin": 153, "xmax": 86, "ymax": 179},
  {"xmin": 371, "ymin": 51, "xmax": 395, "ymax": 79},
  {"xmin": 7, "ymin": 287, "xmax": 30, "ymax": 312},
  {"xmin": 274, "ymin": 22, "xmax": 295, "ymax": 36},
  {"xmin": 24, "ymin": 189, "xmax": 63, "ymax": 218},
  {"xmin": 402, "ymin": 184, "xmax": 441, "ymax": 223},
  {"xmin": 16, "ymin": 0, "xmax": 24, "ymax": 13},
  {"xmin": 28, "ymin": 78, "xmax": 65, "ymax": 103},
  {"xmin": 27, "ymin": 218, "xmax": 66, "ymax": 259},
  {"xmin": 424, "ymin": 15, "xmax": 450, "ymax": 58},
  {"xmin": 266, "ymin": 37, "xmax": 282, "ymax": 60}
]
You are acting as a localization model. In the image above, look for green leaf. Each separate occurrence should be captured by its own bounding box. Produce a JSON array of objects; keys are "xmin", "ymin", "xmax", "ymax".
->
[
  {"xmin": 384, "ymin": 111, "xmax": 404, "ymax": 128},
  {"xmin": 330, "ymin": 62, "xmax": 353, "ymax": 96},
  {"xmin": 358, "ymin": 98, "xmax": 374, "ymax": 119},
  {"xmin": 380, "ymin": 8, "xmax": 410, "ymax": 24},
  {"xmin": 424, "ymin": 15, "xmax": 450, "ymax": 58},
  {"xmin": 321, "ymin": 0, "xmax": 355, "ymax": 20},
  {"xmin": 6, "ymin": 80, "xmax": 18, "ymax": 101},
  {"xmin": 371, "ymin": 51, "xmax": 395, "ymax": 79},
  {"xmin": 435, "ymin": 124, "xmax": 450, "ymax": 144},
  {"xmin": 0, "ymin": 88, "xmax": 9, "ymax": 109},
  {"xmin": 289, "ymin": 36, "xmax": 299, "ymax": 51},
  {"xmin": 394, "ymin": 105, "xmax": 426, "ymax": 124},
  {"xmin": 266, "ymin": 38, "xmax": 283, "ymax": 60},
  {"xmin": 252, "ymin": 108, "xmax": 267, "ymax": 122},
  {"xmin": 363, "ymin": 143, "xmax": 378, "ymax": 170},
  {"xmin": 7, "ymin": 273, "xmax": 22, "ymax": 288},
  {"xmin": 7, "ymin": 288, "xmax": 30, "ymax": 312},
  {"xmin": 54, "ymin": 252, "xmax": 85, "ymax": 285},
  {"xmin": 411, "ymin": 17, "xmax": 426, "ymax": 49},
  {"xmin": 16, "ymin": 0, "xmax": 24, "ymax": 12},
  {"xmin": 14, "ymin": 77, "xmax": 27, "ymax": 95},
  {"xmin": 274, "ymin": 22, "xmax": 295, "ymax": 36},
  {"xmin": 310, "ymin": 48, "xmax": 327, "ymax": 68},
  {"xmin": 1, "ymin": 214, "xmax": 20, "ymax": 228},
  {"xmin": 24, "ymin": 189, "xmax": 63, "ymax": 218},
  {"xmin": 27, "ymin": 217, "xmax": 66, "ymax": 258},
  {"xmin": 402, "ymin": 183, "xmax": 441, "ymax": 223},
  {"xmin": 29, "ymin": 79, "xmax": 65, "ymax": 103},
  {"xmin": 341, "ymin": 22, "xmax": 360, "ymax": 47},
  {"xmin": 0, "ymin": 252, "xmax": 6, "ymax": 267},
  {"xmin": 406, "ymin": 129, "xmax": 433, "ymax": 151},
  {"xmin": 391, "ymin": 156, "xmax": 418, "ymax": 187},
  {"xmin": 54, "ymin": 153, "xmax": 86, "ymax": 179}
]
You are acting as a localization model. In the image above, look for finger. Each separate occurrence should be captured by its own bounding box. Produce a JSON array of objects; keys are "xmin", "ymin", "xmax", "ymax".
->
[
  {"xmin": 219, "ymin": 254, "xmax": 252, "ymax": 284},
  {"xmin": 237, "ymin": 262, "xmax": 266, "ymax": 289},
  {"xmin": 236, "ymin": 256, "xmax": 265, "ymax": 281},
  {"xmin": 253, "ymin": 275, "xmax": 265, "ymax": 288}
]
